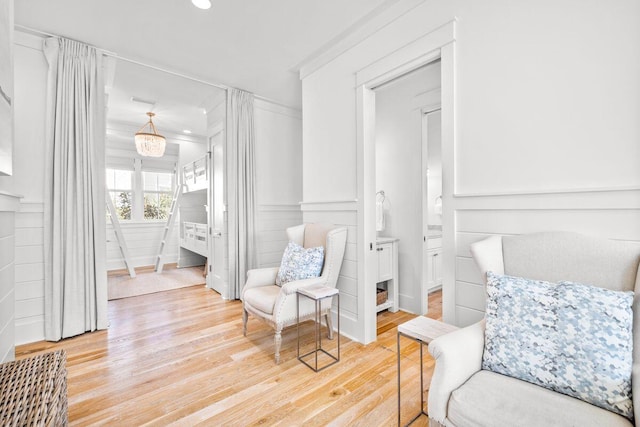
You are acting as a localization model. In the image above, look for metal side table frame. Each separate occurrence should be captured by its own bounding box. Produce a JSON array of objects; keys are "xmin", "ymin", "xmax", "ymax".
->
[
  {"xmin": 296, "ymin": 285, "xmax": 340, "ymax": 372},
  {"xmin": 397, "ymin": 316, "xmax": 458, "ymax": 426}
]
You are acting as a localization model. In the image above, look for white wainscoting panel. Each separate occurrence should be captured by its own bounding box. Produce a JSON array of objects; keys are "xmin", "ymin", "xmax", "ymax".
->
[
  {"xmin": 452, "ymin": 189, "xmax": 640, "ymax": 327},
  {"xmin": 256, "ymin": 205, "xmax": 302, "ymax": 269},
  {"xmin": 0, "ymin": 208, "xmax": 16, "ymax": 362},
  {"xmin": 14, "ymin": 202, "xmax": 45, "ymax": 346},
  {"xmin": 302, "ymin": 202, "xmax": 359, "ymax": 340},
  {"xmin": 106, "ymin": 222, "xmax": 179, "ymax": 271}
]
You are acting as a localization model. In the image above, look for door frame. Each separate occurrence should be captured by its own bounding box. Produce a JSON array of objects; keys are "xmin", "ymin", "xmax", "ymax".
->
[
  {"xmin": 355, "ymin": 21, "xmax": 457, "ymax": 344},
  {"xmin": 206, "ymin": 122, "xmax": 227, "ymax": 298},
  {"xmin": 420, "ymin": 107, "xmax": 442, "ymax": 315}
]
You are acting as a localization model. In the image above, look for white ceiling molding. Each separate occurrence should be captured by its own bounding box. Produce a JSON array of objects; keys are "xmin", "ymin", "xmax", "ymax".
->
[
  {"xmin": 355, "ymin": 20, "xmax": 455, "ymax": 88},
  {"xmin": 254, "ymin": 98, "xmax": 302, "ymax": 120},
  {"xmin": 201, "ymin": 91, "xmax": 227, "ymax": 116},
  {"xmin": 13, "ymin": 29, "xmax": 43, "ymax": 50},
  {"xmin": 16, "ymin": 1, "xmax": 395, "ymax": 108},
  {"xmin": 294, "ymin": 0, "xmax": 426, "ymax": 80}
]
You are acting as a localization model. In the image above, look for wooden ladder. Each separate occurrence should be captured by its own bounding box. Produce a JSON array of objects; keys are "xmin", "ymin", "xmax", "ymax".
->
[
  {"xmin": 155, "ymin": 184, "xmax": 183, "ymax": 273},
  {"xmin": 106, "ymin": 194, "xmax": 136, "ymax": 278}
]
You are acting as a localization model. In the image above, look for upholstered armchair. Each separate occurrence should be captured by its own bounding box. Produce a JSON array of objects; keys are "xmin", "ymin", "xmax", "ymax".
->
[
  {"xmin": 242, "ymin": 223, "xmax": 347, "ymax": 364},
  {"xmin": 428, "ymin": 232, "xmax": 640, "ymax": 427}
]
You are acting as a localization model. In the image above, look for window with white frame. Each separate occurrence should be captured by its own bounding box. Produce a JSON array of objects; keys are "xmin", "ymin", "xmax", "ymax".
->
[
  {"xmin": 106, "ymin": 159, "xmax": 176, "ymax": 221},
  {"xmin": 142, "ymin": 170, "xmax": 173, "ymax": 220},
  {"xmin": 106, "ymin": 168, "xmax": 133, "ymax": 220}
]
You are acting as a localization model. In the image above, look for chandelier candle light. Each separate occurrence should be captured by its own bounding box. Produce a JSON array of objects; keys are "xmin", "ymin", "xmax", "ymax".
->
[{"xmin": 135, "ymin": 112, "xmax": 166, "ymax": 157}]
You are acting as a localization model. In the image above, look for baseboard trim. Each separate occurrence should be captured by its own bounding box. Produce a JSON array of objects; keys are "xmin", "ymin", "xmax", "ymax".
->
[{"xmin": 107, "ymin": 262, "xmax": 195, "ymax": 277}]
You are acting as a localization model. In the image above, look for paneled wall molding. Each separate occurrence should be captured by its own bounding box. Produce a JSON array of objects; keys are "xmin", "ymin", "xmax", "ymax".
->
[
  {"xmin": 454, "ymin": 185, "xmax": 640, "ymax": 198},
  {"xmin": 453, "ymin": 187, "xmax": 640, "ymax": 211},
  {"xmin": 106, "ymin": 221, "xmax": 175, "ymax": 229},
  {"xmin": 18, "ymin": 201, "xmax": 44, "ymax": 212},
  {"xmin": 0, "ymin": 191, "xmax": 22, "ymax": 211},
  {"xmin": 299, "ymin": 200, "xmax": 358, "ymax": 212},
  {"xmin": 295, "ymin": 0, "xmax": 426, "ymax": 80},
  {"xmin": 257, "ymin": 203, "xmax": 301, "ymax": 212}
]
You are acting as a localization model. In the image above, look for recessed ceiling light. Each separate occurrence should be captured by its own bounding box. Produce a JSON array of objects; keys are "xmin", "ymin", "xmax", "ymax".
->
[
  {"xmin": 183, "ymin": 130, "xmax": 192, "ymax": 134},
  {"xmin": 192, "ymin": 0, "xmax": 211, "ymax": 10}
]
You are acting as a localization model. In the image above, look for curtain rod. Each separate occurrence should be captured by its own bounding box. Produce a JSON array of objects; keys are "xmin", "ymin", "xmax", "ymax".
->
[
  {"xmin": 14, "ymin": 24, "xmax": 299, "ymax": 110},
  {"xmin": 15, "ymin": 24, "xmax": 227, "ymax": 91}
]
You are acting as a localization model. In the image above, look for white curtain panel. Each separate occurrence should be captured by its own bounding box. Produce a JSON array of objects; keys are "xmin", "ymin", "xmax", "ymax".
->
[
  {"xmin": 227, "ymin": 88, "xmax": 257, "ymax": 300},
  {"xmin": 43, "ymin": 37, "xmax": 108, "ymax": 341}
]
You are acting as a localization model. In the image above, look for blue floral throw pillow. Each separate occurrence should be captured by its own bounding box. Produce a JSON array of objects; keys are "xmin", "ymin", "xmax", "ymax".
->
[
  {"xmin": 275, "ymin": 242, "xmax": 324, "ymax": 286},
  {"xmin": 483, "ymin": 272, "xmax": 634, "ymax": 420}
]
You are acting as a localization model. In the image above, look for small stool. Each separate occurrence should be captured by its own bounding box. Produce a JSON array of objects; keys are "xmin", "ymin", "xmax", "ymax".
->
[
  {"xmin": 397, "ymin": 316, "xmax": 458, "ymax": 426},
  {"xmin": 296, "ymin": 285, "xmax": 340, "ymax": 372}
]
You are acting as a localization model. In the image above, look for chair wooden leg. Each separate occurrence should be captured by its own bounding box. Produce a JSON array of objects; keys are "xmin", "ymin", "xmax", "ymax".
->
[
  {"xmin": 274, "ymin": 330, "xmax": 282, "ymax": 364},
  {"xmin": 325, "ymin": 313, "xmax": 334, "ymax": 340},
  {"xmin": 242, "ymin": 309, "xmax": 248, "ymax": 336}
]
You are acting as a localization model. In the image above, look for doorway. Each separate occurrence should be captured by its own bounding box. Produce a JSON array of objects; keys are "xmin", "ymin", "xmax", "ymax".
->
[
  {"xmin": 372, "ymin": 62, "xmax": 442, "ymax": 335},
  {"xmin": 355, "ymin": 21, "xmax": 455, "ymax": 344},
  {"xmin": 421, "ymin": 108, "xmax": 443, "ymax": 315},
  {"xmin": 104, "ymin": 57, "xmax": 228, "ymax": 299}
]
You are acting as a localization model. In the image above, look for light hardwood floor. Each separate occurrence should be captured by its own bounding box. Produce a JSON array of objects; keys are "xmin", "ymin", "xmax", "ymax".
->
[{"xmin": 16, "ymin": 287, "xmax": 443, "ymax": 426}]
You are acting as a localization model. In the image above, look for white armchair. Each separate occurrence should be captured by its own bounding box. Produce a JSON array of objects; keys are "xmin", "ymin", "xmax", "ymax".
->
[
  {"xmin": 428, "ymin": 232, "xmax": 640, "ymax": 427},
  {"xmin": 242, "ymin": 223, "xmax": 347, "ymax": 364}
]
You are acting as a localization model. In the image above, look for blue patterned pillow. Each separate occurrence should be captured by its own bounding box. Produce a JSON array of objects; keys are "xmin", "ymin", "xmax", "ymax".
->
[
  {"xmin": 483, "ymin": 272, "xmax": 634, "ymax": 420},
  {"xmin": 275, "ymin": 242, "xmax": 324, "ymax": 286}
]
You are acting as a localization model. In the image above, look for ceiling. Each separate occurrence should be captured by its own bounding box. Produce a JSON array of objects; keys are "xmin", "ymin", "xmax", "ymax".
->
[
  {"xmin": 14, "ymin": 0, "xmax": 391, "ymax": 109},
  {"xmin": 105, "ymin": 58, "xmax": 224, "ymax": 138}
]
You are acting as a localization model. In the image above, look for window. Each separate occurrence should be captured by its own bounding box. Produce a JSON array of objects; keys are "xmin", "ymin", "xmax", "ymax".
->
[
  {"xmin": 106, "ymin": 162, "xmax": 175, "ymax": 221},
  {"xmin": 106, "ymin": 169, "xmax": 133, "ymax": 220},
  {"xmin": 143, "ymin": 171, "xmax": 173, "ymax": 220}
]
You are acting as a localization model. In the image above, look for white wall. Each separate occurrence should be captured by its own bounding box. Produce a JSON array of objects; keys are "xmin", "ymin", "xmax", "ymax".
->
[
  {"xmin": 0, "ymin": 207, "xmax": 16, "ymax": 362},
  {"xmin": 11, "ymin": 32, "xmax": 47, "ymax": 345},
  {"xmin": 301, "ymin": 0, "xmax": 640, "ymax": 340},
  {"xmin": 254, "ymin": 99, "xmax": 303, "ymax": 268},
  {"xmin": 375, "ymin": 64, "xmax": 439, "ymax": 313},
  {"xmin": 0, "ymin": 1, "xmax": 16, "ymax": 362},
  {"xmin": 106, "ymin": 222, "xmax": 179, "ymax": 271}
]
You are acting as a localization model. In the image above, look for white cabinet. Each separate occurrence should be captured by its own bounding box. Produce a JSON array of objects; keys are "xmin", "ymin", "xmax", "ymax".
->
[
  {"xmin": 427, "ymin": 243, "xmax": 443, "ymax": 291},
  {"xmin": 376, "ymin": 237, "xmax": 399, "ymax": 313},
  {"xmin": 377, "ymin": 243, "xmax": 393, "ymax": 282}
]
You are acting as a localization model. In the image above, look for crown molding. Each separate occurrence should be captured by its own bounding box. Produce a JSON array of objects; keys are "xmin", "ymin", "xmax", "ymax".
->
[
  {"xmin": 293, "ymin": 0, "xmax": 426, "ymax": 80},
  {"xmin": 254, "ymin": 98, "xmax": 302, "ymax": 120}
]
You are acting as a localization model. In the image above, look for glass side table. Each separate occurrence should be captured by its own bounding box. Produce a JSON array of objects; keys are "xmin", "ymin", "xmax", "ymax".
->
[{"xmin": 296, "ymin": 285, "xmax": 340, "ymax": 372}]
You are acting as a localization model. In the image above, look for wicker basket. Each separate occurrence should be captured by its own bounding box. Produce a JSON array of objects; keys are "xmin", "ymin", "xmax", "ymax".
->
[
  {"xmin": 376, "ymin": 288, "xmax": 388, "ymax": 306},
  {"xmin": 0, "ymin": 350, "xmax": 68, "ymax": 426}
]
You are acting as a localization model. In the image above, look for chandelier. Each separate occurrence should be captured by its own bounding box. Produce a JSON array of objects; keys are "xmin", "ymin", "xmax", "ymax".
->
[{"xmin": 135, "ymin": 112, "xmax": 166, "ymax": 157}]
